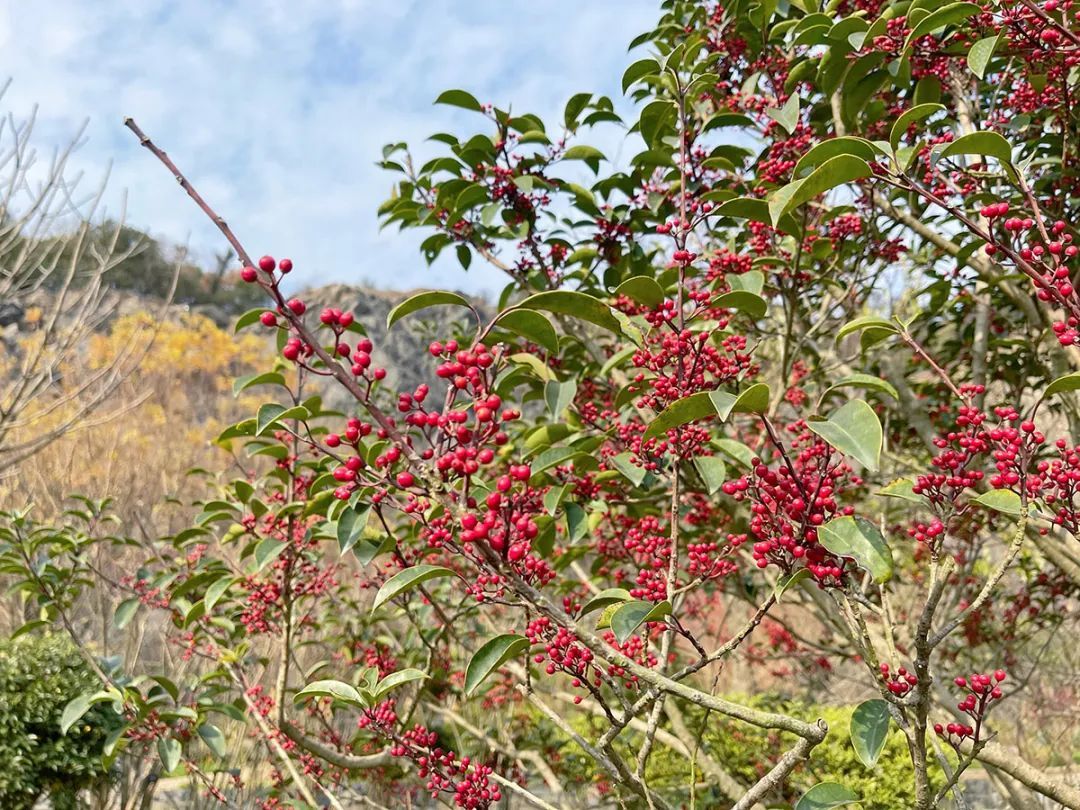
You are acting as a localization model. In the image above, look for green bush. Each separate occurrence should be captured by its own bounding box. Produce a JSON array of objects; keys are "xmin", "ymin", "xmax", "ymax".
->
[
  {"xmin": 0, "ymin": 634, "xmax": 117, "ymax": 809},
  {"xmin": 642, "ymin": 695, "xmax": 946, "ymax": 809}
]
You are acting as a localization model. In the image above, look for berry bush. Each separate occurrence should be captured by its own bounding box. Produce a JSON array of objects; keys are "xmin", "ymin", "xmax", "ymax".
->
[{"xmin": 10, "ymin": 0, "xmax": 1080, "ymax": 807}]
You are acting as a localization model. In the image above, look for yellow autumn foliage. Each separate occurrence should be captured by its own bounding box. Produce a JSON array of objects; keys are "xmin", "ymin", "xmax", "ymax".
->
[{"xmin": 4, "ymin": 310, "xmax": 274, "ymax": 527}]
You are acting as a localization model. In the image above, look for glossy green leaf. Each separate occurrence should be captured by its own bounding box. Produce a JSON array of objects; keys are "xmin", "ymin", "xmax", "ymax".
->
[
  {"xmin": 204, "ymin": 576, "xmax": 235, "ymax": 613},
  {"xmin": 765, "ymin": 93, "xmax": 800, "ymax": 134},
  {"xmin": 850, "ymin": 699, "xmax": 891, "ymax": 767},
  {"xmin": 294, "ymin": 679, "xmax": 365, "ymax": 706},
  {"xmin": 114, "ymin": 597, "xmax": 139, "ymax": 630},
  {"xmin": 622, "ymin": 58, "xmax": 660, "ymax": 92},
  {"xmin": 694, "ymin": 455, "xmax": 728, "ymax": 495},
  {"xmin": 580, "ymin": 588, "xmax": 632, "ymax": 616},
  {"xmin": 60, "ymin": 693, "xmax": 95, "ymax": 735},
  {"xmin": 435, "ymin": 89, "xmax": 483, "ymax": 111},
  {"xmin": 769, "ymin": 155, "xmax": 871, "ymax": 224},
  {"xmin": 465, "ymin": 635, "xmax": 531, "ymax": 695},
  {"xmin": 807, "ymin": 400, "xmax": 883, "ymax": 471},
  {"xmin": 198, "ymin": 723, "xmax": 227, "ymax": 758},
  {"xmin": 939, "ymin": 131, "xmax": 1013, "ymax": 165},
  {"xmin": 889, "ymin": 103, "xmax": 945, "ymax": 150},
  {"xmin": 157, "ymin": 738, "xmax": 182, "ymax": 773},
  {"xmin": 967, "ymin": 34, "xmax": 1001, "ymax": 79},
  {"xmin": 563, "ymin": 144, "xmax": 606, "ymax": 163},
  {"xmin": 495, "ymin": 309, "xmax": 560, "ymax": 355},
  {"xmin": 516, "ymin": 291, "xmax": 623, "ymax": 334},
  {"xmin": 233, "ymin": 371, "xmax": 287, "ymax": 397},
  {"xmin": 710, "ymin": 383, "xmax": 771, "ymax": 420},
  {"xmin": 615, "ymin": 276, "xmax": 665, "ymax": 307},
  {"xmin": 610, "ymin": 452, "xmax": 647, "ymax": 487},
  {"xmin": 713, "ymin": 289, "xmax": 768, "ymax": 319},
  {"xmin": 904, "ymin": 2, "xmax": 980, "ymax": 48},
  {"xmin": 643, "ymin": 392, "xmax": 715, "ymax": 441},
  {"xmin": 818, "ymin": 516, "xmax": 893, "ymax": 583},
  {"xmin": 337, "ymin": 504, "xmax": 371, "ymax": 554},
  {"xmin": 373, "ymin": 668, "xmax": 429, "ymax": 701},
  {"xmin": 878, "ymin": 478, "xmax": 923, "ymax": 504},
  {"xmin": 795, "ymin": 781, "xmax": 861, "ymax": 810},
  {"xmin": 545, "ymin": 379, "xmax": 578, "ymax": 418},
  {"xmin": 775, "ymin": 568, "xmax": 812, "ymax": 600},
  {"xmin": 387, "ymin": 290, "xmax": 473, "ymax": 330},
  {"xmin": 971, "ymin": 489, "xmax": 1023, "ymax": 516},
  {"xmin": 371, "ymin": 565, "xmax": 456, "ymax": 613},
  {"xmin": 254, "ymin": 537, "xmax": 289, "ymax": 571},
  {"xmin": 793, "ymin": 137, "xmax": 881, "ymax": 178},
  {"xmin": 1042, "ymin": 372, "xmax": 1080, "ymax": 399},
  {"xmin": 610, "ymin": 600, "xmax": 672, "ymax": 644},
  {"xmin": 824, "ymin": 374, "xmax": 898, "ymax": 401}
]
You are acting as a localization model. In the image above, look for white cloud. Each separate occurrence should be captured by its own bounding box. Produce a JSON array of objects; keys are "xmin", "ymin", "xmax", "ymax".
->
[{"xmin": 0, "ymin": 0, "xmax": 658, "ymax": 297}]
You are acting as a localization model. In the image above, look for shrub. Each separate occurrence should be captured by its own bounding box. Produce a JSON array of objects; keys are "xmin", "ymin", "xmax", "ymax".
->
[{"xmin": 0, "ymin": 635, "xmax": 116, "ymax": 809}]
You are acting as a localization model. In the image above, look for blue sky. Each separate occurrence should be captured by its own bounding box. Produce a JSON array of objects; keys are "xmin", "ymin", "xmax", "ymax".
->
[{"xmin": 1, "ymin": 1, "xmax": 659, "ymax": 296}]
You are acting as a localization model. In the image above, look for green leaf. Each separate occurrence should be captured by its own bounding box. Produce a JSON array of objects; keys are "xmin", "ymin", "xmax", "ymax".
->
[
  {"xmin": 610, "ymin": 600, "xmax": 672, "ymax": 644},
  {"xmin": 713, "ymin": 290, "xmax": 768, "ymax": 319},
  {"xmin": 716, "ymin": 438, "xmax": 756, "ymax": 468},
  {"xmin": 60, "ymin": 693, "xmax": 95, "ymax": 735},
  {"xmin": 694, "ymin": 456, "xmax": 728, "ymax": 495},
  {"xmin": 971, "ymin": 489, "xmax": 1023, "ymax": 516},
  {"xmin": 256, "ymin": 403, "xmax": 287, "ymax": 436},
  {"xmin": 1042, "ymin": 372, "xmax": 1080, "ymax": 399},
  {"xmin": 622, "ymin": 58, "xmax": 660, "ymax": 92},
  {"xmin": 793, "ymin": 137, "xmax": 882, "ymax": 178},
  {"xmin": 818, "ymin": 516, "xmax": 893, "ymax": 583},
  {"xmin": 157, "ymin": 738, "xmax": 182, "ymax": 774},
  {"xmin": 968, "ymin": 34, "xmax": 1001, "ymax": 79},
  {"xmin": 294, "ymin": 679, "xmax": 365, "ymax": 706},
  {"xmin": 205, "ymin": 576, "xmax": 235, "ymax": 613},
  {"xmin": 765, "ymin": 93, "xmax": 800, "ymax": 134},
  {"xmin": 371, "ymin": 565, "xmax": 456, "ymax": 613},
  {"xmin": 835, "ymin": 315, "xmax": 899, "ymax": 350},
  {"xmin": 824, "ymin": 374, "xmax": 898, "ymax": 401},
  {"xmin": 610, "ymin": 452, "xmax": 647, "ymax": 487},
  {"xmin": 114, "ymin": 597, "xmax": 139, "ymax": 630},
  {"xmin": 775, "ymin": 568, "xmax": 812, "ymax": 600},
  {"xmin": 465, "ymin": 634, "xmax": 531, "ymax": 695},
  {"xmin": 563, "ymin": 144, "xmax": 606, "ymax": 163},
  {"xmin": 516, "ymin": 291, "xmax": 624, "ymax": 335},
  {"xmin": 233, "ymin": 371, "xmax": 287, "ymax": 397},
  {"xmin": 850, "ymin": 699, "xmax": 891, "ymax": 768},
  {"xmin": 337, "ymin": 504, "xmax": 371, "ymax": 554},
  {"xmin": 235, "ymin": 307, "xmax": 270, "ymax": 333},
  {"xmin": 580, "ymin": 588, "xmax": 632, "ymax": 616},
  {"xmin": 545, "ymin": 379, "xmax": 578, "ymax": 418},
  {"xmin": 373, "ymin": 668, "xmax": 429, "ymax": 701},
  {"xmin": 769, "ymin": 155, "xmax": 871, "ymax": 224},
  {"xmin": 905, "ymin": 2, "xmax": 981, "ymax": 48},
  {"xmin": 435, "ymin": 89, "xmax": 483, "ymax": 111},
  {"xmin": 615, "ymin": 276, "xmax": 665, "ymax": 308},
  {"xmin": 387, "ymin": 290, "xmax": 473, "ymax": 330},
  {"xmin": 795, "ymin": 781, "xmax": 862, "ymax": 810},
  {"xmin": 938, "ymin": 131, "xmax": 1013, "ymax": 165},
  {"xmin": 254, "ymin": 537, "xmax": 289, "ymax": 571},
  {"xmin": 889, "ymin": 104, "xmax": 945, "ymax": 150},
  {"xmin": 878, "ymin": 478, "xmax": 923, "ymax": 504},
  {"xmin": 198, "ymin": 724, "xmax": 227, "ymax": 758},
  {"xmin": 710, "ymin": 383, "xmax": 771, "ymax": 420},
  {"xmin": 643, "ymin": 392, "xmax": 716, "ymax": 441},
  {"xmin": 807, "ymin": 400, "xmax": 883, "ymax": 471},
  {"xmin": 495, "ymin": 309, "xmax": 560, "ymax": 355},
  {"xmin": 508, "ymin": 352, "xmax": 556, "ymax": 382}
]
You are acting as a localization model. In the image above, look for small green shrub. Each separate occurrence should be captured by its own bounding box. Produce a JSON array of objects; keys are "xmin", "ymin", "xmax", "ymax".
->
[{"xmin": 0, "ymin": 634, "xmax": 117, "ymax": 809}]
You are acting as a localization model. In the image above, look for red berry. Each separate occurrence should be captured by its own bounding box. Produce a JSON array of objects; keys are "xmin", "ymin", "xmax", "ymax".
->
[
  {"xmin": 241, "ymin": 266, "xmax": 258, "ymax": 283},
  {"xmin": 258, "ymin": 255, "xmax": 276, "ymax": 272}
]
